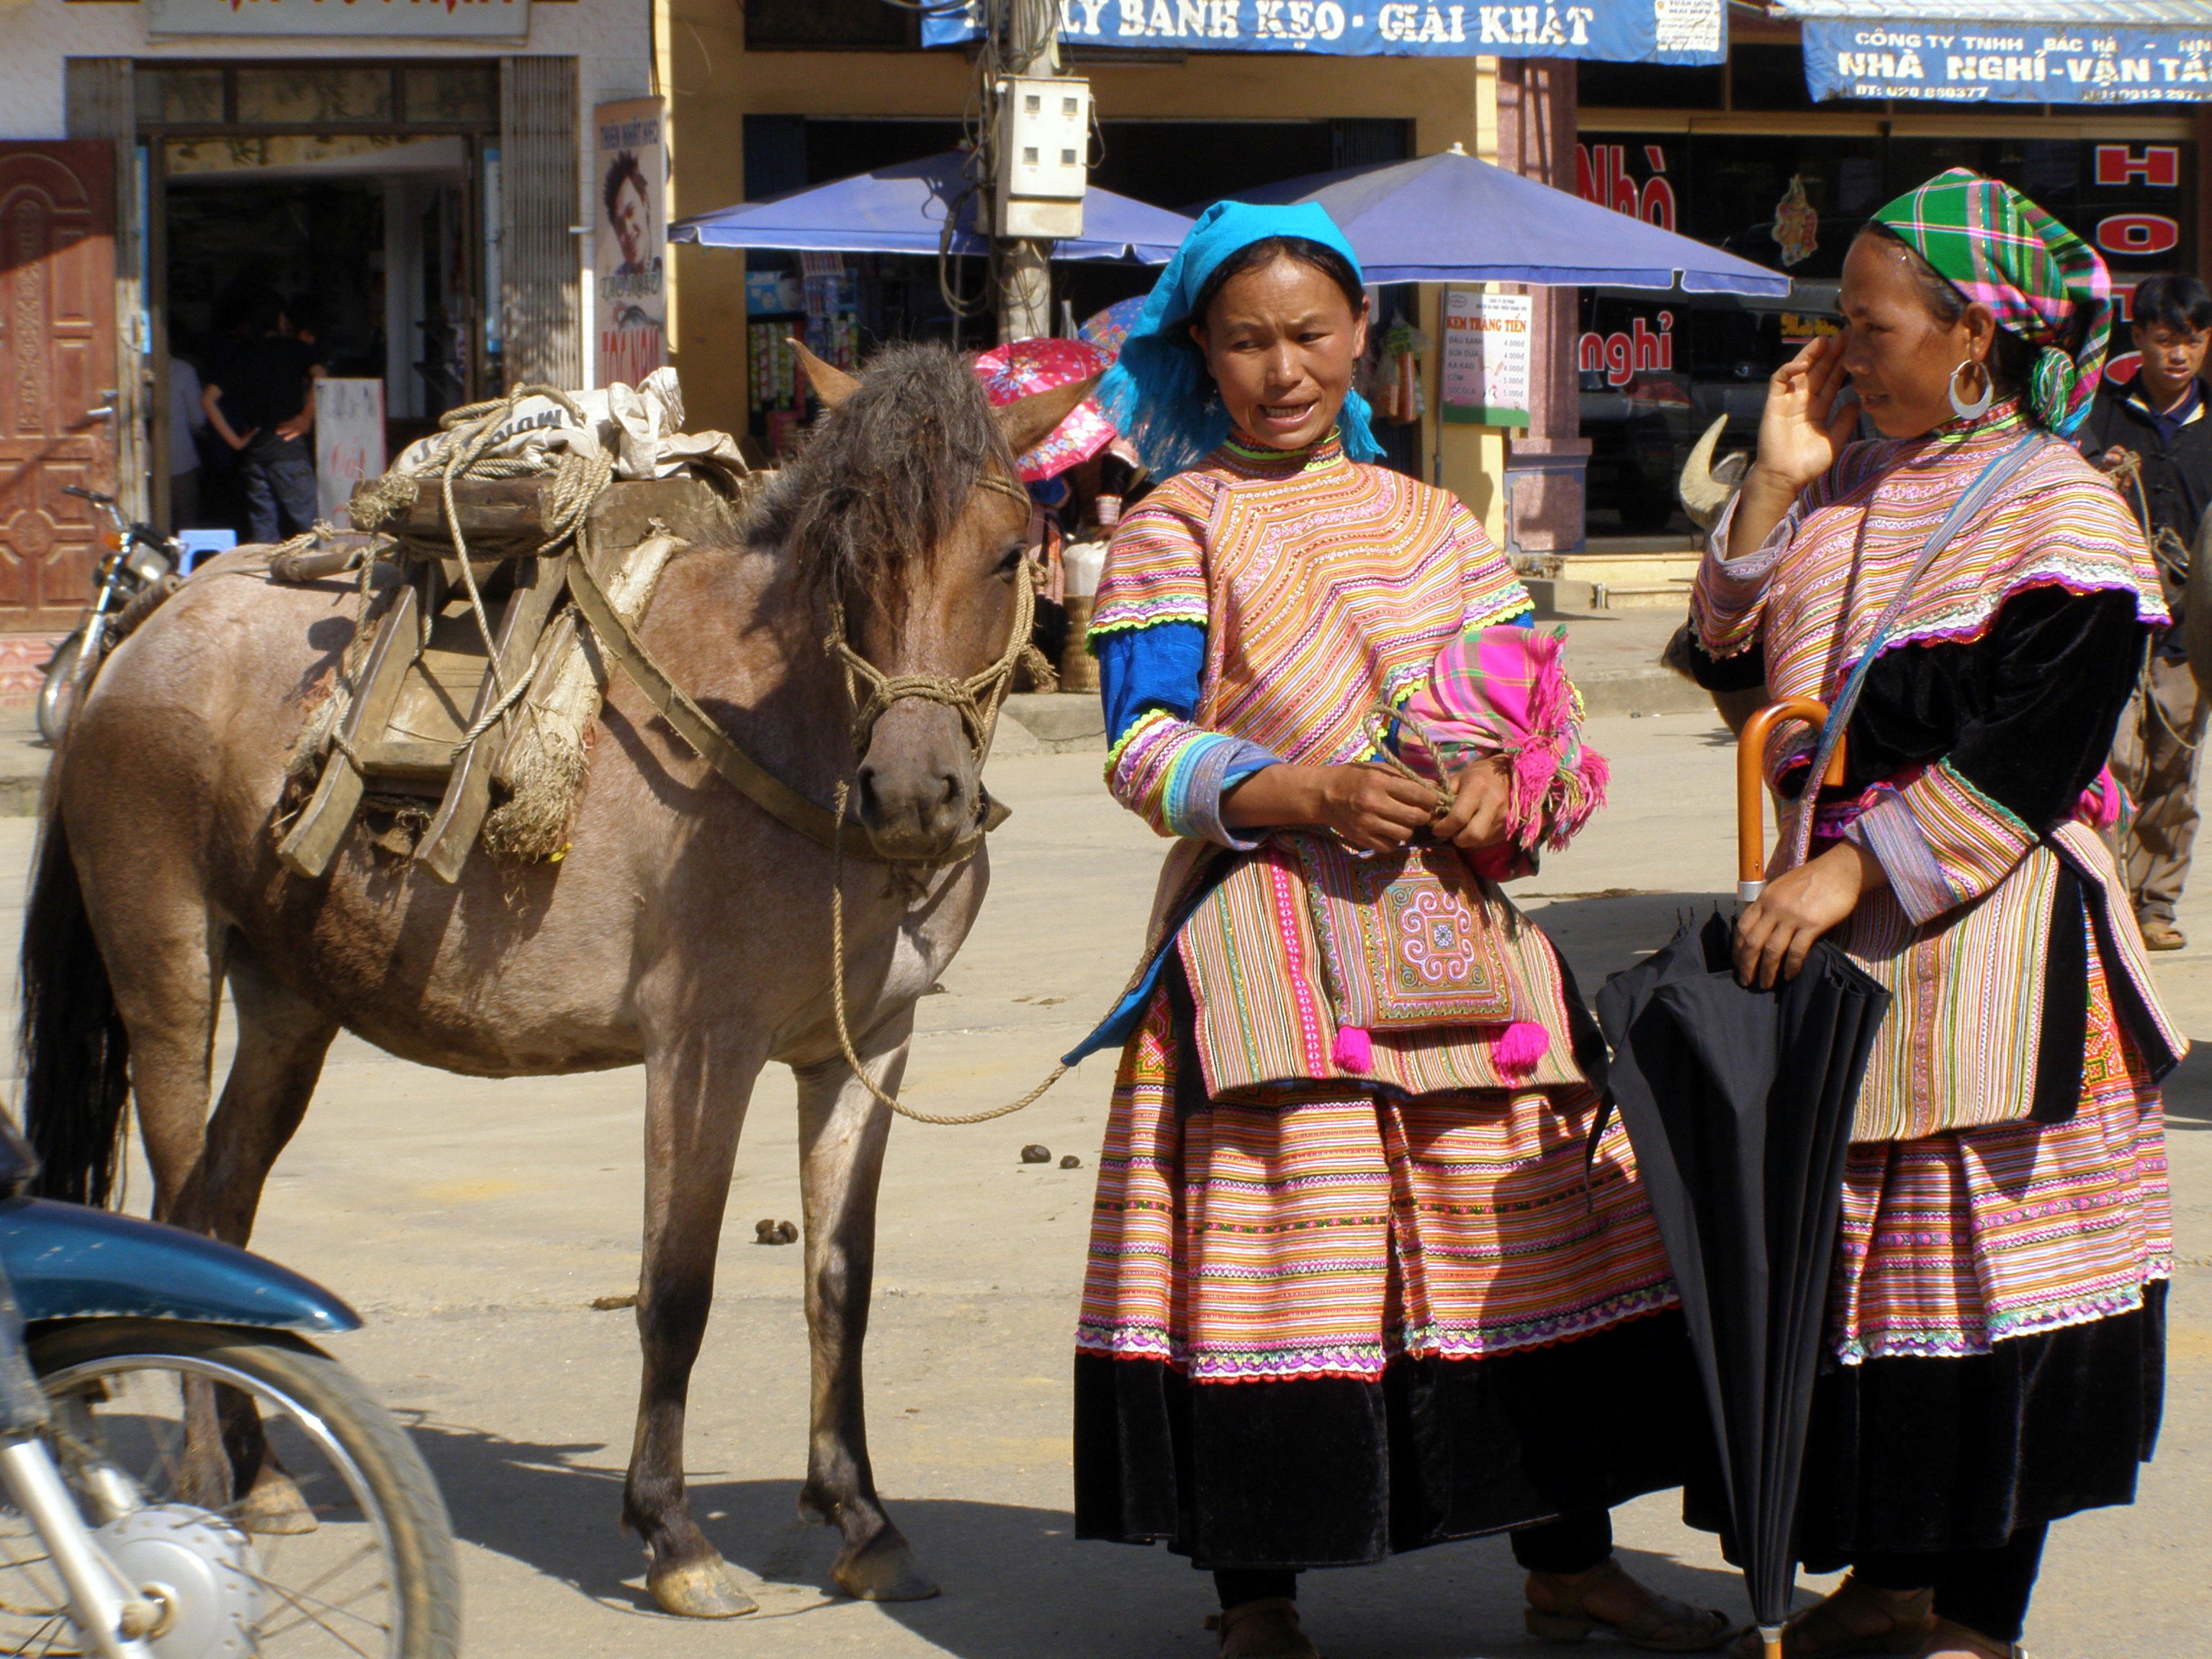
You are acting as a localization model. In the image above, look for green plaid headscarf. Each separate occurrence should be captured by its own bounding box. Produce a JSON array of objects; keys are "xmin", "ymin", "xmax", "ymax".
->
[{"xmin": 1871, "ymin": 166, "xmax": 2112, "ymax": 436}]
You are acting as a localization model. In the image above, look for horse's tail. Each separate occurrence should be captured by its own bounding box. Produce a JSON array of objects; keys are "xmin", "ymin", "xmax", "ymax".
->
[{"xmin": 19, "ymin": 809, "xmax": 130, "ymax": 1207}]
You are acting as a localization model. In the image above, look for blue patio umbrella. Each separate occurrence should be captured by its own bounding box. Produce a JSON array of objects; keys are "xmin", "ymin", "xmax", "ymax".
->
[
  {"xmin": 1231, "ymin": 146, "xmax": 1791, "ymax": 295},
  {"xmin": 671, "ymin": 151, "xmax": 1193, "ymax": 265}
]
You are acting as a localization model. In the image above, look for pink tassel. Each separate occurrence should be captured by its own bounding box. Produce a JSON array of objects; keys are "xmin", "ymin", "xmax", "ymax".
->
[
  {"xmin": 1333, "ymin": 1025, "xmax": 1374, "ymax": 1074},
  {"xmin": 1494, "ymin": 1020, "xmax": 1550, "ymax": 1076}
]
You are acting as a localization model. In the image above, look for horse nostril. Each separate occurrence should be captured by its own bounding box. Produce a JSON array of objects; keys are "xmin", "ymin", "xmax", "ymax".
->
[{"xmin": 855, "ymin": 765, "xmax": 883, "ymax": 821}]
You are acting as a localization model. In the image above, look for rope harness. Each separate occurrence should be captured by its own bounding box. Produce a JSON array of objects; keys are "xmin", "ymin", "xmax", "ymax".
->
[
  {"xmin": 328, "ymin": 401, "xmax": 1070, "ymax": 1128},
  {"xmin": 822, "ymin": 467, "xmax": 1076, "ymax": 1127}
]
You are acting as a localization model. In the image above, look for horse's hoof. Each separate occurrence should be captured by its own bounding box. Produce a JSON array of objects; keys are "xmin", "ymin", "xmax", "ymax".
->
[
  {"xmin": 833, "ymin": 1532, "xmax": 940, "ymax": 1602},
  {"xmin": 236, "ymin": 1467, "xmax": 319, "ymax": 1535},
  {"xmin": 649, "ymin": 1556, "xmax": 758, "ymax": 1618}
]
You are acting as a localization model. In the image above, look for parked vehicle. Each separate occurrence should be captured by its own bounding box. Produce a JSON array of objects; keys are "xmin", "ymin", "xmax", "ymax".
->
[
  {"xmin": 0, "ymin": 1115, "xmax": 460, "ymax": 1658},
  {"xmin": 38, "ymin": 487, "xmax": 184, "ymax": 745}
]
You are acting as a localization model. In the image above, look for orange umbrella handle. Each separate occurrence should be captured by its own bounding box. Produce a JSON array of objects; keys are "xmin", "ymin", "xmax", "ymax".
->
[{"xmin": 1737, "ymin": 699, "xmax": 1849, "ymax": 903}]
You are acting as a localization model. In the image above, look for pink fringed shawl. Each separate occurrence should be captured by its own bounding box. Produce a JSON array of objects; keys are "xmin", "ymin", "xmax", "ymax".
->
[{"xmin": 1394, "ymin": 625, "xmax": 1611, "ymax": 881}]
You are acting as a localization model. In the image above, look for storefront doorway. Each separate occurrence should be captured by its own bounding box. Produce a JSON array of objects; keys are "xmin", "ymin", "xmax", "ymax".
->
[{"xmin": 139, "ymin": 61, "xmax": 501, "ymax": 536}]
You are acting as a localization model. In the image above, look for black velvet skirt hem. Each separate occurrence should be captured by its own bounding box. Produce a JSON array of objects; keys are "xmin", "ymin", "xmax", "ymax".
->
[
  {"xmin": 1683, "ymin": 1282, "xmax": 2167, "ymax": 1569},
  {"xmin": 1074, "ymin": 1309, "xmax": 1701, "ymax": 1570}
]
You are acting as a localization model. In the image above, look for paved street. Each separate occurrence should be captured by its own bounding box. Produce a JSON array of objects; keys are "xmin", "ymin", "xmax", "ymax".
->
[{"xmin": 4, "ymin": 709, "xmax": 2205, "ymax": 1658}]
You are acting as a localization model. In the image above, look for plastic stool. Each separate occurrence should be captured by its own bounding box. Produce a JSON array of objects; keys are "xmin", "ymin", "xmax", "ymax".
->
[{"xmin": 176, "ymin": 529, "xmax": 237, "ymax": 575}]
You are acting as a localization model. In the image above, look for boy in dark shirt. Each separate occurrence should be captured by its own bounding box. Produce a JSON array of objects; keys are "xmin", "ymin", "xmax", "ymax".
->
[
  {"xmin": 2084, "ymin": 273, "xmax": 2212, "ymax": 948},
  {"xmin": 202, "ymin": 290, "xmax": 323, "ymax": 543}
]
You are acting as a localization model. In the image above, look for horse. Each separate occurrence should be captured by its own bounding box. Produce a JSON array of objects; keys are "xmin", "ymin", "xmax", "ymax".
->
[{"xmin": 18, "ymin": 342, "xmax": 1092, "ymax": 1618}]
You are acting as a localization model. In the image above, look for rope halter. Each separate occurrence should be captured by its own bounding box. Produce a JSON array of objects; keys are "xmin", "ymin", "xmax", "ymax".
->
[{"xmin": 824, "ymin": 468, "xmax": 1056, "ymax": 770}]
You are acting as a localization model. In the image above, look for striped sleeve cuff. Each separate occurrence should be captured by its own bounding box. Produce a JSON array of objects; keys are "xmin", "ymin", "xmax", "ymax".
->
[
  {"xmin": 1694, "ymin": 490, "xmax": 1789, "ymax": 660},
  {"xmin": 1106, "ymin": 709, "xmax": 1281, "ymax": 847},
  {"xmin": 1849, "ymin": 760, "xmax": 2036, "ymax": 925}
]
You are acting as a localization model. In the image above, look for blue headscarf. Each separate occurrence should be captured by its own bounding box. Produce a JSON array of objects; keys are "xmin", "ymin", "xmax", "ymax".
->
[{"xmin": 1097, "ymin": 200, "xmax": 1382, "ymax": 480}]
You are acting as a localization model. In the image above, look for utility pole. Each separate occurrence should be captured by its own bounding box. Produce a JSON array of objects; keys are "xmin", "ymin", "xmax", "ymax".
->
[{"xmin": 989, "ymin": 0, "xmax": 1083, "ymax": 343}]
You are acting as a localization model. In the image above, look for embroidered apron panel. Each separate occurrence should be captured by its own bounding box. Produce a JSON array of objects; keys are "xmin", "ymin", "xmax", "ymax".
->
[
  {"xmin": 1174, "ymin": 839, "xmax": 1585, "ymax": 1101},
  {"xmin": 1287, "ymin": 836, "xmax": 1516, "ymax": 1030}
]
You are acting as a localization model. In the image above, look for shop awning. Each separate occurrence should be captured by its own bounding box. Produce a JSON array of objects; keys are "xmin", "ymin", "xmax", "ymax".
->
[
  {"xmin": 670, "ymin": 153, "xmax": 1193, "ymax": 265},
  {"xmin": 1784, "ymin": 1, "xmax": 2212, "ymax": 102},
  {"xmin": 920, "ymin": 0, "xmax": 1726, "ymax": 63},
  {"xmin": 1231, "ymin": 148, "xmax": 1791, "ymax": 295}
]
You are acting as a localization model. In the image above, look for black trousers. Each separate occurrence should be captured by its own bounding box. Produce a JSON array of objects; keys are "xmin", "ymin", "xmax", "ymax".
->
[{"xmin": 1214, "ymin": 1509, "xmax": 1611, "ymax": 1609}]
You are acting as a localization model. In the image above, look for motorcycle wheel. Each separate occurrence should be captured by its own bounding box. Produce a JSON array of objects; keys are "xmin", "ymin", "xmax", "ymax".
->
[
  {"xmin": 5, "ymin": 1319, "xmax": 461, "ymax": 1659},
  {"xmin": 34, "ymin": 629, "xmax": 86, "ymax": 746}
]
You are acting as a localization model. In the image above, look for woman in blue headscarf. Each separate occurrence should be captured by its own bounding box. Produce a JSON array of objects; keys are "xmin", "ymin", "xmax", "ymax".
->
[{"xmin": 1069, "ymin": 202, "xmax": 1724, "ymax": 1658}]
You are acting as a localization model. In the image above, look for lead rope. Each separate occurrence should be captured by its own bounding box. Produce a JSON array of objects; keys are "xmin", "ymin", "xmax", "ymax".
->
[{"xmin": 822, "ymin": 542, "xmax": 1076, "ymax": 1125}]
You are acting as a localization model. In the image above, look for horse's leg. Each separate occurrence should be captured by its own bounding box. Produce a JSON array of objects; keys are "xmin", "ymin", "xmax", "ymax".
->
[
  {"xmin": 92, "ymin": 899, "xmax": 225, "ymax": 1229},
  {"xmin": 197, "ymin": 951, "xmax": 341, "ymax": 1534},
  {"xmin": 792, "ymin": 1038, "xmax": 938, "ymax": 1602},
  {"xmin": 624, "ymin": 1030, "xmax": 763, "ymax": 1618}
]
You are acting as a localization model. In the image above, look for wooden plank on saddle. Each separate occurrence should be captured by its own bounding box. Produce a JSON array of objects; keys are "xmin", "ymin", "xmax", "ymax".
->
[
  {"xmin": 415, "ymin": 552, "xmax": 572, "ymax": 883},
  {"xmin": 381, "ymin": 477, "xmax": 549, "ymax": 557},
  {"xmin": 276, "ymin": 578, "xmax": 424, "ymax": 881},
  {"xmin": 586, "ymin": 475, "xmax": 744, "ymax": 551},
  {"xmin": 379, "ymin": 474, "xmax": 745, "ymax": 562},
  {"xmin": 351, "ymin": 606, "xmax": 505, "ymax": 787}
]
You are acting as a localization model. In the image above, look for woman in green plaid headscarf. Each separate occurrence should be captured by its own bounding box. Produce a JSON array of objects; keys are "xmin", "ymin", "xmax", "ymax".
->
[
  {"xmin": 1868, "ymin": 165, "xmax": 2113, "ymax": 436},
  {"xmin": 1680, "ymin": 171, "xmax": 2174, "ymax": 1659}
]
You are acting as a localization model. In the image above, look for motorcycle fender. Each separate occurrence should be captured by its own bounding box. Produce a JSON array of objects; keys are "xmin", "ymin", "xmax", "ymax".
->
[{"xmin": 0, "ymin": 1197, "xmax": 360, "ymax": 1334}]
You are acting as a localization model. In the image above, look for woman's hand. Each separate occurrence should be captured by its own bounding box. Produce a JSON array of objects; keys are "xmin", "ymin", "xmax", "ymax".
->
[
  {"xmin": 1729, "ymin": 336, "xmax": 1859, "ymax": 559},
  {"xmin": 1733, "ymin": 841, "xmax": 1887, "ymax": 989},
  {"xmin": 1431, "ymin": 755, "xmax": 1513, "ymax": 851},
  {"xmin": 1222, "ymin": 762, "xmax": 1439, "ymax": 851}
]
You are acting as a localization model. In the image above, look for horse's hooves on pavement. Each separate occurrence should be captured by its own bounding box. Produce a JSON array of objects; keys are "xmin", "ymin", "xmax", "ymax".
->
[
  {"xmin": 237, "ymin": 1467, "xmax": 320, "ymax": 1535},
  {"xmin": 835, "ymin": 1533, "xmax": 942, "ymax": 1602},
  {"xmin": 649, "ymin": 1556, "xmax": 760, "ymax": 1618}
]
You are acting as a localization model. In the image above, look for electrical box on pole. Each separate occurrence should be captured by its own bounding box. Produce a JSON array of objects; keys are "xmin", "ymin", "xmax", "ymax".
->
[{"xmin": 994, "ymin": 75, "xmax": 1091, "ymax": 240}]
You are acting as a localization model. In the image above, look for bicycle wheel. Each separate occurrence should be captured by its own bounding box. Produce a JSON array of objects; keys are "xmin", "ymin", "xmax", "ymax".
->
[
  {"xmin": 35, "ymin": 631, "xmax": 86, "ymax": 747},
  {"xmin": 0, "ymin": 1319, "xmax": 459, "ymax": 1659}
]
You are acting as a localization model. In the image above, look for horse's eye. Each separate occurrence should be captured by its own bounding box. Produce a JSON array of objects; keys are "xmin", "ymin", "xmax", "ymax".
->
[{"xmin": 997, "ymin": 544, "xmax": 1025, "ymax": 575}]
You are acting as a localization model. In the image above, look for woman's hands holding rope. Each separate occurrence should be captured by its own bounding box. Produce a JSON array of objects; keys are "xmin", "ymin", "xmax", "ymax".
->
[{"xmin": 1223, "ymin": 756, "xmax": 1514, "ymax": 854}]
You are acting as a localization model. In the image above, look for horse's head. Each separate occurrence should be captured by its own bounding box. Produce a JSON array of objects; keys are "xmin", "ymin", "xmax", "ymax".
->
[{"xmin": 772, "ymin": 341, "xmax": 1097, "ymax": 863}]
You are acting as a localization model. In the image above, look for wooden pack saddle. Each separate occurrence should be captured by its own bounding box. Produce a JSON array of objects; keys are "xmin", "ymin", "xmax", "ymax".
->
[{"xmin": 277, "ymin": 470, "xmax": 745, "ymax": 884}]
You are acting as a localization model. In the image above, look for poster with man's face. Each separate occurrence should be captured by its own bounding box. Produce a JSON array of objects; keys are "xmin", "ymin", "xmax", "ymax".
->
[{"xmin": 595, "ymin": 97, "xmax": 667, "ymax": 390}]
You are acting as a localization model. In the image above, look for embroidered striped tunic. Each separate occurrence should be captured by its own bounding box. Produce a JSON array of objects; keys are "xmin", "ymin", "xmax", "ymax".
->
[
  {"xmin": 1691, "ymin": 401, "xmax": 2180, "ymax": 1363},
  {"xmin": 1077, "ymin": 435, "xmax": 1677, "ymax": 1385},
  {"xmin": 1094, "ymin": 432, "xmax": 1529, "ymax": 842}
]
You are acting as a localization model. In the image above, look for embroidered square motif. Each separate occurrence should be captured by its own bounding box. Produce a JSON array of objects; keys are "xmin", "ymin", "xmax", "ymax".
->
[{"xmin": 1287, "ymin": 835, "xmax": 1516, "ymax": 1030}]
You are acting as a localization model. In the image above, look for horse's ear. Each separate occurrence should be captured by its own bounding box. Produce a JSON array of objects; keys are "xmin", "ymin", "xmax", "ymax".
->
[
  {"xmin": 995, "ymin": 372, "xmax": 1100, "ymax": 457},
  {"xmin": 790, "ymin": 338, "xmax": 860, "ymax": 410}
]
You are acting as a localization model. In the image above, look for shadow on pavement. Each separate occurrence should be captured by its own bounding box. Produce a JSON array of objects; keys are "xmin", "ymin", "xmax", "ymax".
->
[
  {"xmin": 405, "ymin": 1416, "xmax": 1755, "ymax": 1657},
  {"xmin": 2160, "ymin": 1045, "xmax": 2212, "ymax": 1130}
]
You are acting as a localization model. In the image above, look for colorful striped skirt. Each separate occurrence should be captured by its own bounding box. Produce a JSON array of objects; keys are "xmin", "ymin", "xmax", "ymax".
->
[{"xmin": 1074, "ymin": 982, "xmax": 1696, "ymax": 1567}]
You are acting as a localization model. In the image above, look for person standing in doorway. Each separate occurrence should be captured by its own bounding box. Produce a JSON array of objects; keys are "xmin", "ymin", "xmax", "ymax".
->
[
  {"xmin": 201, "ymin": 289, "xmax": 321, "ymax": 544},
  {"xmin": 166, "ymin": 352, "xmax": 207, "ymax": 534},
  {"xmin": 2083, "ymin": 274, "xmax": 2212, "ymax": 949}
]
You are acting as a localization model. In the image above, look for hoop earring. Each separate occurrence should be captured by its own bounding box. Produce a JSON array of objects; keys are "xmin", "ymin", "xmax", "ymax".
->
[{"xmin": 1948, "ymin": 358, "xmax": 1995, "ymax": 421}]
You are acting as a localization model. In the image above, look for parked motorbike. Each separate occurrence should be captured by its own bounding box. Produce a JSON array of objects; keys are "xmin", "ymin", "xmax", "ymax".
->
[
  {"xmin": 37, "ymin": 487, "xmax": 184, "ymax": 746},
  {"xmin": 0, "ymin": 1114, "xmax": 459, "ymax": 1658}
]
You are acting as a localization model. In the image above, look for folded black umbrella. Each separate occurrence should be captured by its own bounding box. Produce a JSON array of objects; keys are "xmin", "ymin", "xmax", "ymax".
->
[{"xmin": 1596, "ymin": 724, "xmax": 1891, "ymax": 1655}]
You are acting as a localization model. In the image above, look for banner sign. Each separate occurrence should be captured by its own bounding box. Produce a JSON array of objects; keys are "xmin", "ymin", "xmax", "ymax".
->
[
  {"xmin": 314, "ymin": 379, "xmax": 386, "ymax": 528},
  {"xmin": 595, "ymin": 97, "xmax": 669, "ymax": 391},
  {"xmin": 1442, "ymin": 289, "xmax": 1532, "ymax": 426},
  {"xmin": 145, "ymin": 0, "xmax": 527, "ymax": 40},
  {"xmin": 1804, "ymin": 19, "xmax": 2212, "ymax": 103},
  {"xmin": 922, "ymin": 0, "xmax": 1725, "ymax": 63}
]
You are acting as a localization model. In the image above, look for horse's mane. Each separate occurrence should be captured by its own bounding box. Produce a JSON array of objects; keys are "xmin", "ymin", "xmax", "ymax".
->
[{"xmin": 745, "ymin": 341, "xmax": 1014, "ymax": 614}]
